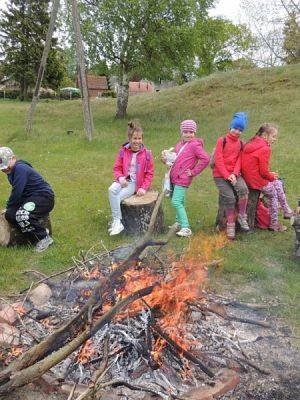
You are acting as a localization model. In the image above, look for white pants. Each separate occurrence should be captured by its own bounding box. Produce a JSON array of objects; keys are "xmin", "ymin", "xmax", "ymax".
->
[{"xmin": 108, "ymin": 181, "xmax": 135, "ymax": 221}]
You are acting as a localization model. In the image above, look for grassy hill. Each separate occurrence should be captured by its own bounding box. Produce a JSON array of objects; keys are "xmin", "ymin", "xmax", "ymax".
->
[{"xmin": 0, "ymin": 64, "xmax": 299, "ymax": 332}]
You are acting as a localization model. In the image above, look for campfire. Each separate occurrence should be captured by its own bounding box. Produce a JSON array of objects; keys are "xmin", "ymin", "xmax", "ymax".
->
[{"xmin": 0, "ymin": 197, "xmax": 299, "ymax": 399}]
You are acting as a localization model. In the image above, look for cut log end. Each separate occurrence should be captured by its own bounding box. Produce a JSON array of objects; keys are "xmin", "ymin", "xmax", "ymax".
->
[{"xmin": 121, "ymin": 191, "xmax": 164, "ymax": 235}]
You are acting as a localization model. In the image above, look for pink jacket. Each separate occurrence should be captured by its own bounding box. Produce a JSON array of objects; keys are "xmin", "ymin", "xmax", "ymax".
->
[
  {"xmin": 113, "ymin": 144, "xmax": 154, "ymax": 191},
  {"xmin": 170, "ymin": 138, "xmax": 209, "ymax": 187}
]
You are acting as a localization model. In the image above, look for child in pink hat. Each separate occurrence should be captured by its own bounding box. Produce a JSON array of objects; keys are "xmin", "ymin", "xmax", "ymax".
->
[{"xmin": 162, "ymin": 120, "xmax": 210, "ymax": 237}]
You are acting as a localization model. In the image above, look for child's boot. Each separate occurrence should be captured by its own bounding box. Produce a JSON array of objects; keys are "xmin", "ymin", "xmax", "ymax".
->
[
  {"xmin": 237, "ymin": 214, "xmax": 250, "ymax": 232},
  {"xmin": 226, "ymin": 222, "xmax": 236, "ymax": 240}
]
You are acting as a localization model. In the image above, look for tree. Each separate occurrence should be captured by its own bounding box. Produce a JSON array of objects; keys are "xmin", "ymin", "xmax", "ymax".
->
[
  {"xmin": 79, "ymin": 0, "xmax": 214, "ymax": 118},
  {"xmin": 283, "ymin": 11, "xmax": 300, "ymax": 63},
  {"xmin": 240, "ymin": 0, "xmax": 300, "ymax": 66},
  {"xmin": 0, "ymin": 0, "xmax": 65, "ymax": 100},
  {"xmin": 195, "ymin": 17, "xmax": 255, "ymax": 76}
]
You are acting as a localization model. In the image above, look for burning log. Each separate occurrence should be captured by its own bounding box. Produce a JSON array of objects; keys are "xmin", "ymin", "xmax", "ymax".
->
[
  {"xmin": 0, "ymin": 285, "xmax": 156, "ymax": 395},
  {"xmin": 0, "ymin": 192, "xmax": 175, "ymax": 395}
]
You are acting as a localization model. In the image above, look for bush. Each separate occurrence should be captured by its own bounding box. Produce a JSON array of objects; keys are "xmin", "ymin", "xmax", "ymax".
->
[
  {"xmin": 59, "ymin": 91, "xmax": 81, "ymax": 100},
  {"xmin": 101, "ymin": 90, "xmax": 116, "ymax": 98},
  {"xmin": 0, "ymin": 89, "xmax": 20, "ymax": 99}
]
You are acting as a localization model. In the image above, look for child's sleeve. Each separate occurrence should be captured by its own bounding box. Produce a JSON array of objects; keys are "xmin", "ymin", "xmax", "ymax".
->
[
  {"xmin": 6, "ymin": 165, "xmax": 28, "ymax": 208},
  {"xmin": 113, "ymin": 149, "xmax": 125, "ymax": 182},
  {"xmin": 141, "ymin": 151, "xmax": 154, "ymax": 191},
  {"xmin": 258, "ymin": 148, "xmax": 276, "ymax": 181},
  {"xmin": 190, "ymin": 142, "xmax": 210, "ymax": 176},
  {"xmin": 215, "ymin": 138, "xmax": 231, "ymax": 179},
  {"xmin": 233, "ymin": 152, "xmax": 242, "ymax": 176}
]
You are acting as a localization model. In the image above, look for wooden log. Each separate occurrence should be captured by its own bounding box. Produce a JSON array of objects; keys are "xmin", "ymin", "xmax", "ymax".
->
[
  {"xmin": 0, "ymin": 211, "xmax": 52, "ymax": 247},
  {"xmin": 215, "ymin": 189, "xmax": 260, "ymax": 231},
  {"xmin": 121, "ymin": 191, "xmax": 164, "ymax": 235}
]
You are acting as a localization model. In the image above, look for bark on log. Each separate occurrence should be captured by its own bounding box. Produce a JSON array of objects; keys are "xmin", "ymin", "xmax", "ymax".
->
[
  {"xmin": 216, "ymin": 189, "xmax": 260, "ymax": 230},
  {"xmin": 121, "ymin": 191, "xmax": 164, "ymax": 235},
  {"xmin": 0, "ymin": 212, "xmax": 52, "ymax": 247}
]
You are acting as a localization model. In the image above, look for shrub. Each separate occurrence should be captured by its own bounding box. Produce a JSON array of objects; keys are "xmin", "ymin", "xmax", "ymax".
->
[{"xmin": 101, "ymin": 90, "xmax": 116, "ymax": 98}]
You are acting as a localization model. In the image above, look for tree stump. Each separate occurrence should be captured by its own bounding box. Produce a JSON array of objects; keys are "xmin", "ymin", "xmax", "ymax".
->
[
  {"xmin": 0, "ymin": 211, "xmax": 52, "ymax": 247},
  {"xmin": 216, "ymin": 189, "xmax": 260, "ymax": 231},
  {"xmin": 121, "ymin": 191, "xmax": 164, "ymax": 235}
]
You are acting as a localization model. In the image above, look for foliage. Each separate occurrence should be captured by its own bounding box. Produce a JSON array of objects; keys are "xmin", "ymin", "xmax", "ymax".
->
[
  {"xmin": 89, "ymin": 60, "xmax": 110, "ymax": 77},
  {"xmin": 240, "ymin": 0, "xmax": 300, "ymax": 67},
  {"xmin": 283, "ymin": 11, "xmax": 300, "ymax": 64},
  {"xmin": 195, "ymin": 17, "xmax": 256, "ymax": 76},
  {"xmin": 0, "ymin": 0, "xmax": 67, "ymax": 99},
  {"xmin": 78, "ymin": 0, "xmax": 214, "ymax": 117}
]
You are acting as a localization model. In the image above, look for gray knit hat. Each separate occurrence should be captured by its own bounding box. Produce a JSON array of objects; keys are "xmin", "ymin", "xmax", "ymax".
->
[{"xmin": 0, "ymin": 147, "xmax": 14, "ymax": 170}]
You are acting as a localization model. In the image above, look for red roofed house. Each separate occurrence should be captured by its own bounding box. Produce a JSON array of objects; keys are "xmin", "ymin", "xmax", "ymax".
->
[
  {"xmin": 77, "ymin": 74, "xmax": 109, "ymax": 98},
  {"xmin": 129, "ymin": 81, "xmax": 154, "ymax": 95}
]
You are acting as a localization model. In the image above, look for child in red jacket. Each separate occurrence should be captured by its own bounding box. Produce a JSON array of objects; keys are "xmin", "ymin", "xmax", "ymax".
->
[
  {"xmin": 241, "ymin": 123, "xmax": 293, "ymax": 232},
  {"xmin": 108, "ymin": 122, "xmax": 154, "ymax": 236},
  {"xmin": 213, "ymin": 112, "xmax": 250, "ymax": 239}
]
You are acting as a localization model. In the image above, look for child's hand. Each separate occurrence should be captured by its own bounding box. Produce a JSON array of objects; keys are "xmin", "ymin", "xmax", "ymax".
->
[
  {"xmin": 186, "ymin": 169, "xmax": 193, "ymax": 176},
  {"xmin": 119, "ymin": 177, "xmax": 128, "ymax": 187},
  {"xmin": 136, "ymin": 188, "xmax": 146, "ymax": 196},
  {"xmin": 228, "ymin": 174, "xmax": 237, "ymax": 185},
  {"xmin": 271, "ymin": 172, "xmax": 279, "ymax": 180}
]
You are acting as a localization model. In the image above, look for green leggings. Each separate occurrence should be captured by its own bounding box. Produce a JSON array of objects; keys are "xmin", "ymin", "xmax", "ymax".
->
[{"xmin": 171, "ymin": 185, "xmax": 189, "ymax": 228}]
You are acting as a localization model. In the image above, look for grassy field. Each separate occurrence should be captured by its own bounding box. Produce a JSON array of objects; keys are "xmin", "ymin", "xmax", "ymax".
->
[{"xmin": 0, "ymin": 64, "xmax": 299, "ymax": 332}]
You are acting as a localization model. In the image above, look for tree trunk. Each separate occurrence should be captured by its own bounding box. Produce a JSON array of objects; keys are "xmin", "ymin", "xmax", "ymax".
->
[
  {"xmin": 116, "ymin": 70, "xmax": 129, "ymax": 119},
  {"xmin": 121, "ymin": 191, "xmax": 164, "ymax": 235},
  {"xmin": 216, "ymin": 189, "xmax": 260, "ymax": 231},
  {"xmin": 0, "ymin": 212, "xmax": 52, "ymax": 247},
  {"xmin": 26, "ymin": 0, "xmax": 60, "ymax": 134},
  {"xmin": 71, "ymin": 0, "xmax": 93, "ymax": 141}
]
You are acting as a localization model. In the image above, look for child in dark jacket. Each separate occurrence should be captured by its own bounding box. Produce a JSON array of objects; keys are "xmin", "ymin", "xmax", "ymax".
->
[
  {"xmin": 213, "ymin": 112, "xmax": 250, "ymax": 239},
  {"xmin": 241, "ymin": 123, "xmax": 293, "ymax": 232},
  {"xmin": 108, "ymin": 122, "xmax": 154, "ymax": 236},
  {"xmin": 162, "ymin": 119, "xmax": 210, "ymax": 237},
  {"xmin": 0, "ymin": 147, "xmax": 55, "ymax": 252}
]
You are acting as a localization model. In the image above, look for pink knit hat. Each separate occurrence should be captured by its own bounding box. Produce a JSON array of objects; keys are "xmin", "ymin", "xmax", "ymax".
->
[{"xmin": 180, "ymin": 119, "xmax": 197, "ymax": 134}]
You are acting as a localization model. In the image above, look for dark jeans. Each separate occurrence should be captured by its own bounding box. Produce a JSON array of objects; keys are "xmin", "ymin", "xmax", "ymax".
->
[
  {"xmin": 214, "ymin": 176, "xmax": 248, "ymax": 208},
  {"xmin": 5, "ymin": 195, "xmax": 54, "ymax": 241}
]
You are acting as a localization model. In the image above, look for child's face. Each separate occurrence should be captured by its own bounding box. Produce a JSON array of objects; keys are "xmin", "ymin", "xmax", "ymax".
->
[
  {"xmin": 230, "ymin": 128, "xmax": 242, "ymax": 138},
  {"xmin": 1, "ymin": 156, "xmax": 16, "ymax": 174},
  {"xmin": 130, "ymin": 132, "xmax": 143, "ymax": 151},
  {"xmin": 265, "ymin": 129, "xmax": 278, "ymax": 145},
  {"xmin": 181, "ymin": 130, "xmax": 195, "ymax": 142}
]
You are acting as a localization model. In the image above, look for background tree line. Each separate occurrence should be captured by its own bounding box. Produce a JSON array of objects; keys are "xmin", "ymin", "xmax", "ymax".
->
[{"xmin": 0, "ymin": 0, "xmax": 299, "ymax": 116}]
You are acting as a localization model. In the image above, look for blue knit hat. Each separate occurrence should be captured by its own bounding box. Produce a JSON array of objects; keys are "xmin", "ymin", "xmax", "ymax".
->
[{"xmin": 229, "ymin": 112, "xmax": 248, "ymax": 132}]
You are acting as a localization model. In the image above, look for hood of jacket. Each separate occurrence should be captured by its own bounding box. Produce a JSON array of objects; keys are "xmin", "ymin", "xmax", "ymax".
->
[{"xmin": 243, "ymin": 136, "xmax": 269, "ymax": 154}]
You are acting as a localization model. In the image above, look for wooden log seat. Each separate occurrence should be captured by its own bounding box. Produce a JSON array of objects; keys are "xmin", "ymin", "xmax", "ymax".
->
[
  {"xmin": 215, "ymin": 189, "xmax": 260, "ymax": 231},
  {"xmin": 0, "ymin": 211, "xmax": 52, "ymax": 247},
  {"xmin": 121, "ymin": 191, "xmax": 164, "ymax": 235}
]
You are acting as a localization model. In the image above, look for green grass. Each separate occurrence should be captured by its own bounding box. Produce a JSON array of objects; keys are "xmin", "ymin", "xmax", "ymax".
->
[{"xmin": 0, "ymin": 64, "xmax": 299, "ymax": 332}]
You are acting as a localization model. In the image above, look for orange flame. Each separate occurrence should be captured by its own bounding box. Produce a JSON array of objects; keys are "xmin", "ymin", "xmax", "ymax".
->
[
  {"xmin": 81, "ymin": 267, "xmax": 101, "ymax": 280},
  {"xmin": 77, "ymin": 339, "xmax": 97, "ymax": 364}
]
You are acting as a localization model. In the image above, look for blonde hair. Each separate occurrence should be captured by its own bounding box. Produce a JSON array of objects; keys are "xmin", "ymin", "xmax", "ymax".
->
[
  {"xmin": 255, "ymin": 123, "xmax": 279, "ymax": 137},
  {"xmin": 127, "ymin": 120, "xmax": 143, "ymax": 139}
]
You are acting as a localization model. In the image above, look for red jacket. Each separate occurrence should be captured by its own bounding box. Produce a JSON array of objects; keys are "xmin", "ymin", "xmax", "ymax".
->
[
  {"xmin": 213, "ymin": 132, "xmax": 243, "ymax": 179},
  {"xmin": 113, "ymin": 144, "xmax": 154, "ymax": 191},
  {"xmin": 241, "ymin": 136, "xmax": 275, "ymax": 189}
]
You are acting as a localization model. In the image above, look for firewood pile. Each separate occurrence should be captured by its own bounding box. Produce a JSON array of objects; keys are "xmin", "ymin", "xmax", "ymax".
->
[{"xmin": 0, "ymin": 197, "xmax": 299, "ymax": 399}]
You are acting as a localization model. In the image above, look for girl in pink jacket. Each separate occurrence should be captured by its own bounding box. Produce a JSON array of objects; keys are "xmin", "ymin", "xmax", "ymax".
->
[
  {"xmin": 108, "ymin": 122, "xmax": 154, "ymax": 235},
  {"xmin": 162, "ymin": 120, "xmax": 210, "ymax": 237}
]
